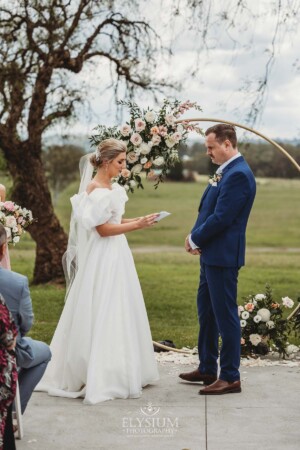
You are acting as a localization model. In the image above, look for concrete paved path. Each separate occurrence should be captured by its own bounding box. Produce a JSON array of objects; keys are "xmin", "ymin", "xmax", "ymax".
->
[{"xmin": 16, "ymin": 361, "xmax": 300, "ymax": 450}]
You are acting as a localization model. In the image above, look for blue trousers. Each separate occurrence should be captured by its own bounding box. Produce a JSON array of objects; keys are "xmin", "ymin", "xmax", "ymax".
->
[
  {"xmin": 197, "ymin": 262, "xmax": 241, "ymax": 382},
  {"xmin": 17, "ymin": 338, "xmax": 51, "ymax": 413}
]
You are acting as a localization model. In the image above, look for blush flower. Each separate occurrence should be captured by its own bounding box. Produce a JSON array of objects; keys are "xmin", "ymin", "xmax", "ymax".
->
[
  {"xmin": 127, "ymin": 152, "xmax": 139, "ymax": 164},
  {"xmin": 282, "ymin": 296, "xmax": 294, "ymax": 308},
  {"xmin": 244, "ymin": 303, "xmax": 255, "ymax": 312},
  {"xmin": 134, "ymin": 118, "xmax": 146, "ymax": 132},
  {"xmin": 120, "ymin": 124, "xmax": 132, "ymax": 137},
  {"xmin": 151, "ymin": 134, "xmax": 161, "ymax": 146},
  {"xmin": 130, "ymin": 133, "xmax": 143, "ymax": 146},
  {"xmin": 3, "ymin": 201, "xmax": 15, "ymax": 211},
  {"xmin": 143, "ymin": 161, "xmax": 152, "ymax": 169}
]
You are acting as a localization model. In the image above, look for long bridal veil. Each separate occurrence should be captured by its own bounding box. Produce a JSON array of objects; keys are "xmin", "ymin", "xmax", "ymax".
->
[{"xmin": 62, "ymin": 154, "xmax": 94, "ymax": 296}]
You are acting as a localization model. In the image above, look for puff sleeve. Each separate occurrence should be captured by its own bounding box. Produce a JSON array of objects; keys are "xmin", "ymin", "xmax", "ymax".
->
[{"xmin": 71, "ymin": 189, "xmax": 113, "ymax": 230}]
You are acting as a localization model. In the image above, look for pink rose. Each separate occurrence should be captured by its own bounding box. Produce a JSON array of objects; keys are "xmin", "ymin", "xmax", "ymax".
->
[
  {"xmin": 244, "ymin": 303, "xmax": 255, "ymax": 312},
  {"xmin": 134, "ymin": 118, "xmax": 146, "ymax": 132},
  {"xmin": 3, "ymin": 201, "xmax": 15, "ymax": 211}
]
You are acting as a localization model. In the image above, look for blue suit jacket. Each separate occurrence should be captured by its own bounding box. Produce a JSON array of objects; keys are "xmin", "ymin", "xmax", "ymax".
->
[
  {"xmin": 0, "ymin": 267, "xmax": 34, "ymax": 365},
  {"xmin": 191, "ymin": 156, "xmax": 256, "ymax": 267}
]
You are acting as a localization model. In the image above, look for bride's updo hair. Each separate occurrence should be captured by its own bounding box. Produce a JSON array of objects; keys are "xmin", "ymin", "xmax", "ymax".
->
[{"xmin": 90, "ymin": 138, "xmax": 127, "ymax": 168}]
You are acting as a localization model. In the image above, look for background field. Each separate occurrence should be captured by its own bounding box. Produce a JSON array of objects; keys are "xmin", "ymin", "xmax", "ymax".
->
[{"xmin": 8, "ymin": 177, "xmax": 300, "ymax": 348}]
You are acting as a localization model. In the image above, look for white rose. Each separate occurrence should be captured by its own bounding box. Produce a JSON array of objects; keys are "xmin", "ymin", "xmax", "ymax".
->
[
  {"xmin": 266, "ymin": 320, "xmax": 275, "ymax": 329},
  {"xmin": 240, "ymin": 320, "xmax": 247, "ymax": 328},
  {"xmin": 124, "ymin": 184, "xmax": 130, "ymax": 191},
  {"xmin": 153, "ymin": 156, "xmax": 165, "ymax": 167},
  {"xmin": 145, "ymin": 111, "xmax": 156, "ymax": 123},
  {"xmin": 130, "ymin": 133, "xmax": 143, "ymax": 146},
  {"xmin": 165, "ymin": 136, "xmax": 176, "ymax": 148},
  {"xmin": 140, "ymin": 157, "xmax": 148, "ymax": 164},
  {"xmin": 257, "ymin": 308, "xmax": 271, "ymax": 322},
  {"xmin": 5, "ymin": 227, "xmax": 11, "ymax": 238},
  {"xmin": 255, "ymin": 294, "xmax": 266, "ymax": 301},
  {"xmin": 131, "ymin": 164, "xmax": 143, "ymax": 174},
  {"xmin": 127, "ymin": 152, "xmax": 139, "ymax": 164},
  {"xmin": 5, "ymin": 216, "xmax": 17, "ymax": 228},
  {"xmin": 129, "ymin": 180, "xmax": 136, "ymax": 188},
  {"xmin": 241, "ymin": 311, "xmax": 250, "ymax": 320},
  {"xmin": 172, "ymin": 131, "xmax": 182, "ymax": 143},
  {"xmin": 286, "ymin": 344, "xmax": 299, "ymax": 355},
  {"xmin": 134, "ymin": 118, "xmax": 146, "ymax": 132},
  {"xmin": 165, "ymin": 114, "xmax": 175, "ymax": 126},
  {"xmin": 151, "ymin": 134, "xmax": 161, "ymax": 146},
  {"xmin": 249, "ymin": 334, "xmax": 262, "ymax": 346},
  {"xmin": 140, "ymin": 142, "xmax": 151, "ymax": 155},
  {"xmin": 282, "ymin": 296, "xmax": 294, "ymax": 308},
  {"xmin": 120, "ymin": 124, "xmax": 132, "ymax": 137},
  {"xmin": 253, "ymin": 315, "xmax": 262, "ymax": 323},
  {"xmin": 238, "ymin": 305, "xmax": 244, "ymax": 317},
  {"xmin": 13, "ymin": 236, "xmax": 20, "ymax": 243}
]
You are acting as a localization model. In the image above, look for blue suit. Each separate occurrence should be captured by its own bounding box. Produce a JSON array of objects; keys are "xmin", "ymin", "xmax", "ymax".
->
[
  {"xmin": 0, "ymin": 268, "xmax": 51, "ymax": 413},
  {"xmin": 191, "ymin": 156, "xmax": 256, "ymax": 381}
]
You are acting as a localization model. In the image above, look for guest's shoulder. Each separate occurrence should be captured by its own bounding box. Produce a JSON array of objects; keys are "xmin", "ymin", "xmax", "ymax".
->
[{"xmin": 0, "ymin": 268, "xmax": 28, "ymax": 285}]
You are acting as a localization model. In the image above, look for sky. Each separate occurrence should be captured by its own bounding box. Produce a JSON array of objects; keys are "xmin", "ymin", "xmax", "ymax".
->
[{"xmin": 49, "ymin": 0, "xmax": 300, "ymax": 144}]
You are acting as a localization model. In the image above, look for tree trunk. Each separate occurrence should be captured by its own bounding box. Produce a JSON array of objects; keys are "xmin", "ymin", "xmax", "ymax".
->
[{"xmin": 7, "ymin": 143, "xmax": 68, "ymax": 284}]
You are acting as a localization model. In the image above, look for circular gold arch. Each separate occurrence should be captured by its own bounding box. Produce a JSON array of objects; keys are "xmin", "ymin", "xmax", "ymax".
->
[
  {"xmin": 153, "ymin": 118, "xmax": 299, "ymax": 354},
  {"xmin": 176, "ymin": 117, "xmax": 300, "ymax": 173}
]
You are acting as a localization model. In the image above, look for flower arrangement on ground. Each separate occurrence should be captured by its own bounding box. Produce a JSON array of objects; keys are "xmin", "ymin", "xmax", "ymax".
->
[
  {"xmin": 0, "ymin": 201, "xmax": 34, "ymax": 244},
  {"xmin": 239, "ymin": 285, "xmax": 295, "ymax": 357},
  {"xmin": 91, "ymin": 99, "xmax": 202, "ymax": 192}
]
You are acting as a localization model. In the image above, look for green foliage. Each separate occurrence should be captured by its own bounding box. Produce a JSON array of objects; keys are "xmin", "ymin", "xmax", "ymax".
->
[
  {"xmin": 240, "ymin": 285, "xmax": 292, "ymax": 357},
  {"xmin": 42, "ymin": 145, "xmax": 84, "ymax": 205}
]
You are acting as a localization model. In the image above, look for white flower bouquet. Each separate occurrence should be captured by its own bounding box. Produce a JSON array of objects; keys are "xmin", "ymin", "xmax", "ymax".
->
[
  {"xmin": 91, "ymin": 99, "xmax": 202, "ymax": 192},
  {"xmin": 239, "ymin": 285, "xmax": 295, "ymax": 357},
  {"xmin": 0, "ymin": 200, "xmax": 34, "ymax": 244}
]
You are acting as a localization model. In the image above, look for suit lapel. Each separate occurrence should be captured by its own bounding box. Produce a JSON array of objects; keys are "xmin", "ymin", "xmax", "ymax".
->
[{"xmin": 198, "ymin": 184, "xmax": 211, "ymax": 211}]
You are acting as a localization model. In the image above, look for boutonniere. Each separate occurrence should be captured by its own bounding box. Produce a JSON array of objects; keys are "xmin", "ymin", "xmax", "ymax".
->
[{"xmin": 208, "ymin": 173, "xmax": 222, "ymax": 185}]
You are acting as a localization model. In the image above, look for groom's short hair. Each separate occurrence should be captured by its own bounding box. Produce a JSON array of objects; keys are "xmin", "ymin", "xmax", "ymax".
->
[
  {"xmin": 205, "ymin": 124, "xmax": 237, "ymax": 148},
  {"xmin": 0, "ymin": 223, "xmax": 7, "ymax": 247}
]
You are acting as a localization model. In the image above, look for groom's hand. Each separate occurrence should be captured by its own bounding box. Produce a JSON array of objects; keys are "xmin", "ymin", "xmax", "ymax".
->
[
  {"xmin": 185, "ymin": 235, "xmax": 201, "ymax": 255},
  {"xmin": 185, "ymin": 235, "xmax": 192, "ymax": 252}
]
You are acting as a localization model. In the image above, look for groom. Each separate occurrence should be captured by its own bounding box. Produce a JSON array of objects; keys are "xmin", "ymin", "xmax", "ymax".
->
[{"xmin": 180, "ymin": 124, "xmax": 256, "ymax": 395}]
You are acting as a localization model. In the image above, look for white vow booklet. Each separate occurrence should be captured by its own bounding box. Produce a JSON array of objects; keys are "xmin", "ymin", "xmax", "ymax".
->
[{"xmin": 155, "ymin": 211, "xmax": 171, "ymax": 222}]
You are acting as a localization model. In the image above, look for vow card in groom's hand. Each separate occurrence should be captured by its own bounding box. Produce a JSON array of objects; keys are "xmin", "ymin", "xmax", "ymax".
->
[{"xmin": 154, "ymin": 211, "xmax": 171, "ymax": 222}]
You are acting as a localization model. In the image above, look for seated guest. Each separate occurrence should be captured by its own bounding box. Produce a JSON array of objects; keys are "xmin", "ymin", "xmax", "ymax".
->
[
  {"xmin": 0, "ymin": 224, "xmax": 51, "ymax": 413},
  {"xmin": 0, "ymin": 185, "xmax": 10, "ymax": 270},
  {"xmin": 0, "ymin": 293, "xmax": 17, "ymax": 450}
]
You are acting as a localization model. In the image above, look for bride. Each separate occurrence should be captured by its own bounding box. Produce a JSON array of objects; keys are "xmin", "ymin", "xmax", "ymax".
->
[{"xmin": 37, "ymin": 138, "xmax": 159, "ymax": 404}]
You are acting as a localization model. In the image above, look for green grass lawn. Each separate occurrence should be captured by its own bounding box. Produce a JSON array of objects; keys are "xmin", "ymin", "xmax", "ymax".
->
[{"xmin": 7, "ymin": 178, "xmax": 300, "ymax": 348}]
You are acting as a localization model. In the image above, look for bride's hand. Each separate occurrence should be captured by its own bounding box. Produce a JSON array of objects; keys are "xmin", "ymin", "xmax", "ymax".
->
[{"xmin": 136, "ymin": 214, "xmax": 159, "ymax": 229}]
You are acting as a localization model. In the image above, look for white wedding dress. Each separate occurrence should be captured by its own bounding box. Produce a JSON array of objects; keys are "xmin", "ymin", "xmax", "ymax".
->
[{"xmin": 37, "ymin": 183, "xmax": 159, "ymax": 404}]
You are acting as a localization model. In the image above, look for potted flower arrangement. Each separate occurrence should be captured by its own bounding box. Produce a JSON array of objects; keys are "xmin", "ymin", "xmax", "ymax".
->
[
  {"xmin": 90, "ymin": 99, "xmax": 202, "ymax": 192},
  {"xmin": 239, "ymin": 285, "xmax": 295, "ymax": 357}
]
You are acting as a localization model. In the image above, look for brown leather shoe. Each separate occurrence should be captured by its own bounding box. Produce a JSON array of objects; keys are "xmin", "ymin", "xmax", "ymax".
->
[
  {"xmin": 199, "ymin": 379, "xmax": 241, "ymax": 395},
  {"xmin": 179, "ymin": 369, "xmax": 217, "ymax": 385}
]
